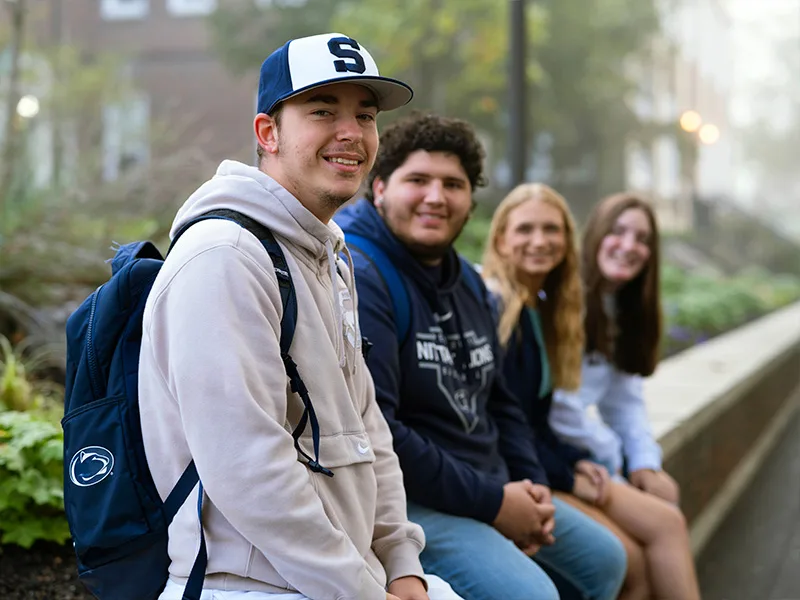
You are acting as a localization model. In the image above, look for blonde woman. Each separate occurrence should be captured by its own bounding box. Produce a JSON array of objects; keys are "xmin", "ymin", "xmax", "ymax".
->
[{"xmin": 482, "ymin": 184, "xmax": 700, "ymax": 600}]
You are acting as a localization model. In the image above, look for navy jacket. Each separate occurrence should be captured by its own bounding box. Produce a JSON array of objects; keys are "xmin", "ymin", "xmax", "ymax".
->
[
  {"xmin": 502, "ymin": 307, "xmax": 590, "ymax": 492},
  {"xmin": 336, "ymin": 200, "xmax": 547, "ymax": 524}
]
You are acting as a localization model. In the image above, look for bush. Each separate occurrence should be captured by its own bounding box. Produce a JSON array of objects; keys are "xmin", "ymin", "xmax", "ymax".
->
[
  {"xmin": 455, "ymin": 212, "xmax": 492, "ymax": 265},
  {"xmin": 0, "ymin": 337, "xmax": 68, "ymax": 549},
  {"xmin": 661, "ymin": 267, "xmax": 800, "ymax": 356},
  {"xmin": 0, "ymin": 411, "xmax": 68, "ymax": 548}
]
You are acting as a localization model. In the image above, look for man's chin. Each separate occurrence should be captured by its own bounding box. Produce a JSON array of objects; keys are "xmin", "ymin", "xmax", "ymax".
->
[
  {"xmin": 320, "ymin": 187, "xmax": 361, "ymax": 209},
  {"xmin": 406, "ymin": 240, "xmax": 452, "ymax": 264}
]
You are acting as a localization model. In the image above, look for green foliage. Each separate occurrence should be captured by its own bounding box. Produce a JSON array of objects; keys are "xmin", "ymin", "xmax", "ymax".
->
[
  {"xmin": 0, "ymin": 411, "xmax": 68, "ymax": 549},
  {"xmin": 0, "ymin": 40, "xmax": 206, "ymax": 318},
  {"xmin": 210, "ymin": 0, "xmax": 543, "ymax": 132},
  {"xmin": 661, "ymin": 267, "xmax": 800, "ymax": 356},
  {"xmin": 534, "ymin": 0, "xmax": 659, "ymax": 143},
  {"xmin": 208, "ymin": 0, "xmax": 659, "ymax": 182},
  {"xmin": 455, "ymin": 213, "xmax": 493, "ymax": 265},
  {"xmin": 532, "ymin": 0, "xmax": 660, "ymax": 216},
  {"xmin": 0, "ymin": 336, "xmax": 68, "ymax": 549},
  {"xmin": 209, "ymin": 0, "xmax": 339, "ymax": 73},
  {"xmin": 0, "ymin": 337, "xmax": 34, "ymax": 413},
  {"xmin": 0, "ymin": 337, "xmax": 61, "ymax": 415}
]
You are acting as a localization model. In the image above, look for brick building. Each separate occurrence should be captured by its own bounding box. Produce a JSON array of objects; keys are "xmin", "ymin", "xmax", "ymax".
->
[{"xmin": 24, "ymin": 0, "xmax": 258, "ymax": 185}]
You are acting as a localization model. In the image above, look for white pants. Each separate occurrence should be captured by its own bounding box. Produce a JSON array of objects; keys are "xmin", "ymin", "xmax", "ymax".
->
[{"xmin": 160, "ymin": 574, "xmax": 463, "ymax": 600}]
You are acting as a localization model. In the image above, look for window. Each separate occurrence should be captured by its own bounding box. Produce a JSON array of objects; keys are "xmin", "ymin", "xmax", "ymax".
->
[
  {"xmin": 102, "ymin": 94, "xmax": 150, "ymax": 182},
  {"xmin": 30, "ymin": 118, "xmax": 54, "ymax": 189},
  {"xmin": 59, "ymin": 121, "xmax": 79, "ymax": 187},
  {"xmin": 255, "ymin": 0, "xmax": 308, "ymax": 8},
  {"xmin": 101, "ymin": 0, "xmax": 149, "ymax": 21},
  {"xmin": 166, "ymin": 0, "xmax": 217, "ymax": 17},
  {"xmin": 625, "ymin": 140, "xmax": 653, "ymax": 192}
]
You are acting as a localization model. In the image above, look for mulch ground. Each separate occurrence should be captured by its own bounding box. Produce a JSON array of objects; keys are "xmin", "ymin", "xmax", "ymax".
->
[{"xmin": 0, "ymin": 542, "xmax": 93, "ymax": 600}]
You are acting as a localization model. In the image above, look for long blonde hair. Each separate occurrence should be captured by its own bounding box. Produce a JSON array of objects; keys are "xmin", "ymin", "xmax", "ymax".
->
[{"xmin": 482, "ymin": 183, "xmax": 584, "ymax": 391}]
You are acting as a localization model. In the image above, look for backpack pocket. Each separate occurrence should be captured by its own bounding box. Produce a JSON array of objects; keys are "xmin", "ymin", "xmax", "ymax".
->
[{"xmin": 62, "ymin": 395, "xmax": 151, "ymax": 564}]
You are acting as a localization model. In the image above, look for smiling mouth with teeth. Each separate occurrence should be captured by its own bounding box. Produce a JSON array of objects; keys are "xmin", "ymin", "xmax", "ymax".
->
[{"xmin": 326, "ymin": 157, "xmax": 360, "ymax": 166}]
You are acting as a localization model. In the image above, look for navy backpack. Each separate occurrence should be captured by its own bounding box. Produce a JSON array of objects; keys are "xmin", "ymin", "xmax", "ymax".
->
[{"xmin": 63, "ymin": 209, "xmax": 330, "ymax": 600}]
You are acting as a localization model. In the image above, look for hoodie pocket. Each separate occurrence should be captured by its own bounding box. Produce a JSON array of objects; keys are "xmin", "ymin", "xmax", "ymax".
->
[
  {"xmin": 295, "ymin": 430, "xmax": 375, "ymax": 470},
  {"xmin": 302, "ymin": 431, "xmax": 378, "ymax": 554}
]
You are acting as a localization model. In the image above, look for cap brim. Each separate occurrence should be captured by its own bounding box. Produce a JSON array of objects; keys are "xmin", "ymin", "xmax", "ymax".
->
[{"xmin": 274, "ymin": 76, "xmax": 413, "ymax": 113}]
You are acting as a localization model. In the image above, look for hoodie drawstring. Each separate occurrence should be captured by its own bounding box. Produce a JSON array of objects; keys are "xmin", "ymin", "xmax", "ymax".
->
[
  {"xmin": 325, "ymin": 239, "xmax": 348, "ymax": 369},
  {"xmin": 341, "ymin": 245, "xmax": 362, "ymax": 372},
  {"xmin": 450, "ymin": 301, "xmax": 475, "ymax": 385}
]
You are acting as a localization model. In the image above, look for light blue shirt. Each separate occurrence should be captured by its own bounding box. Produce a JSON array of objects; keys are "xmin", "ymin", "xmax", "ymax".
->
[{"xmin": 550, "ymin": 354, "xmax": 663, "ymax": 475}]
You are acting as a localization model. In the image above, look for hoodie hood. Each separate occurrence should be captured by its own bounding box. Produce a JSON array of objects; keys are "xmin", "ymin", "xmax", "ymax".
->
[
  {"xmin": 335, "ymin": 198, "xmax": 463, "ymax": 305},
  {"xmin": 170, "ymin": 160, "xmax": 347, "ymax": 261}
]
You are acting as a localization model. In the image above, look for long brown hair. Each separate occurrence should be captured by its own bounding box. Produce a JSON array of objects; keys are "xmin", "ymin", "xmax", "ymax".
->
[
  {"xmin": 482, "ymin": 183, "xmax": 584, "ymax": 391},
  {"xmin": 583, "ymin": 193, "xmax": 662, "ymax": 376}
]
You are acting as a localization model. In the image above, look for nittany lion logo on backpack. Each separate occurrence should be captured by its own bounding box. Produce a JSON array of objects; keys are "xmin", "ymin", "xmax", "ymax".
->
[{"xmin": 69, "ymin": 446, "xmax": 114, "ymax": 487}]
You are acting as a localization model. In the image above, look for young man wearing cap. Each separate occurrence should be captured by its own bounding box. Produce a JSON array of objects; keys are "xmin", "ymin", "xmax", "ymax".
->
[
  {"xmin": 139, "ymin": 34, "xmax": 459, "ymax": 600},
  {"xmin": 336, "ymin": 113, "xmax": 628, "ymax": 600}
]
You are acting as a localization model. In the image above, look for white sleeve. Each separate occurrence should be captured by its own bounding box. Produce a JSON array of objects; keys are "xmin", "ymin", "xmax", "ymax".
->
[
  {"xmin": 596, "ymin": 372, "xmax": 662, "ymax": 472},
  {"xmin": 550, "ymin": 385, "xmax": 624, "ymax": 475}
]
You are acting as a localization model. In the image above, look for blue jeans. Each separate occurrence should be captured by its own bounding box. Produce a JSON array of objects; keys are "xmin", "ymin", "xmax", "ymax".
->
[{"xmin": 407, "ymin": 496, "xmax": 626, "ymax": 600}]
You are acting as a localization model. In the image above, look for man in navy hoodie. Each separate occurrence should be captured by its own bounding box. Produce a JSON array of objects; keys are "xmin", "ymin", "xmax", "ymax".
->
[{"xmin": 336, "ymin": 114, "xmax": 627, "ymax": 600}]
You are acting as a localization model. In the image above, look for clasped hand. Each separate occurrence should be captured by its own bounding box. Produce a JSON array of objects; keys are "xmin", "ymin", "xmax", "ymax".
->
[
  {"xmin": 493, "ymin": 479, "xmax": 556, "ymax": 556},
  {"xmin": 572, "ymin": 460, "xmax": 611, "ymax": 506}
]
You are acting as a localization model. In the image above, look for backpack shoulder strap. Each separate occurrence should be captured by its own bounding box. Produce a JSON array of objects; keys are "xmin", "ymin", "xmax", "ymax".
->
[
  {"xmin": 234, "ymin": 217, "xmax": 296, "ymax": 356},
  {"xmin": 169, "ymin": 209, "xmax": 331, "ymax": 475},
  {"xmin": 345, "ymin": 233, "xmax": 412, "ymax": 346},
  {"xmin": 459, "ymin": 257, "xmax": 499, "ymax": 324},
  {"xmin": 167, "ymin": 209, "xmax": 296, "ymax": 353},
  {"xmin": 459, "ymin": 257, "xmax": 484, "ymax": 302}
]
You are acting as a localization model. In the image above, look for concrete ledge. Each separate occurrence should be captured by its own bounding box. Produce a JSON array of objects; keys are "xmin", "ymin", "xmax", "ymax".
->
[
  {"xmin": 643, "ymin": 301, "xmax": 800, "ymax": 555},
  {"xmin": 688, "ymin": 387, "xmax": 799, "ymax": 556}
]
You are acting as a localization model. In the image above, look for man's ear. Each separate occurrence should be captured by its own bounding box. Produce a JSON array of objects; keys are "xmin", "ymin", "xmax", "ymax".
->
[
  {"xmin": 372, "ymin": 177, "xmax": 386, "ymax": 211},
  {"xmin": 254, "ymin": 113, "xmax": 279, "ymax": 155}
]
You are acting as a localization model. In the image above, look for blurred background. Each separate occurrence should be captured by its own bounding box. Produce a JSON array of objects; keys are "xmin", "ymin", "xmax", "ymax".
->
[
  {"xmin": 2, "ymin": 0, "xmax": 800, "ymax": 396},
  {"xmin": 0, "ymin": 1, "xmax": 799, "ymax": 593}
]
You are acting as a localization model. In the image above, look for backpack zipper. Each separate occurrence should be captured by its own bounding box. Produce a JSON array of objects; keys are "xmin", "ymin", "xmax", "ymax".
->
[{"xmin": 86, "ymin": 286, "xmax": 105, "ymax": 399}]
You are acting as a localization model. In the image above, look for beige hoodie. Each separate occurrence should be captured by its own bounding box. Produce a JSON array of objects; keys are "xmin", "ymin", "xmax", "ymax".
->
[{"xmin": 138, "ymin": 160, "xmax": 425, "ymax": 599}]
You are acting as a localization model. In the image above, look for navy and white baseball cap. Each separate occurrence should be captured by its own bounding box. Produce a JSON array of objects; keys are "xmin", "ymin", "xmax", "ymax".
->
[{"xmin": 257, "ymin": 33, "xmax": 413, "ymax": 115}]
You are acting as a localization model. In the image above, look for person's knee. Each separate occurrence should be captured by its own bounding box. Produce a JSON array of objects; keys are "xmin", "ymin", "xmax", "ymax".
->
[
  {"xmin": 575, "ymin": 532, "xmax": 627, "ymax": 600},
  {"xmin": 601, "ymin": 534, "xmax": 628, "ymax": 594},
  {"xmin": 652, "ymin": 500, "xmax": 689, "ymax": 539},
  {"xmin": 664, "ymin": 502, "xmax": 688, "ymax": 532},
  {"xmin": 418, "ymin": 527, "xmax": 560, "ymax": 600},
  {"xmin": 531, "ymin": 575, "xmax": 561, "ymax": 600}
]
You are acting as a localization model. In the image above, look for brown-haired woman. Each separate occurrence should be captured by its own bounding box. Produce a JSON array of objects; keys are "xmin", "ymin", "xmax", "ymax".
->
[
  {"xmin": 550, "ymin": 192, "xmax": 678, "ymax": 499},
  {"xmin": 483, "ymin": 185, "xmax": 700, "ymax": 600}
]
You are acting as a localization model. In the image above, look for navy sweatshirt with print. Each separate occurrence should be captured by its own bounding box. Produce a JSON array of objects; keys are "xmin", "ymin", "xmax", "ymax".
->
[
  {"xmin": 336, "ymin": 199, "xmax": 547, "ymax": 524},
  {"xmin": 502, "ymin": 307, "xmax": 590, "ymax": 492}
]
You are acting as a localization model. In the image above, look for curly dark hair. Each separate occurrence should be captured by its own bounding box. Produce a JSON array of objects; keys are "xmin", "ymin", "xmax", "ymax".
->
[{"xmin": 365, "ymin": 112, "xmax": 487, "ymax": 202}]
